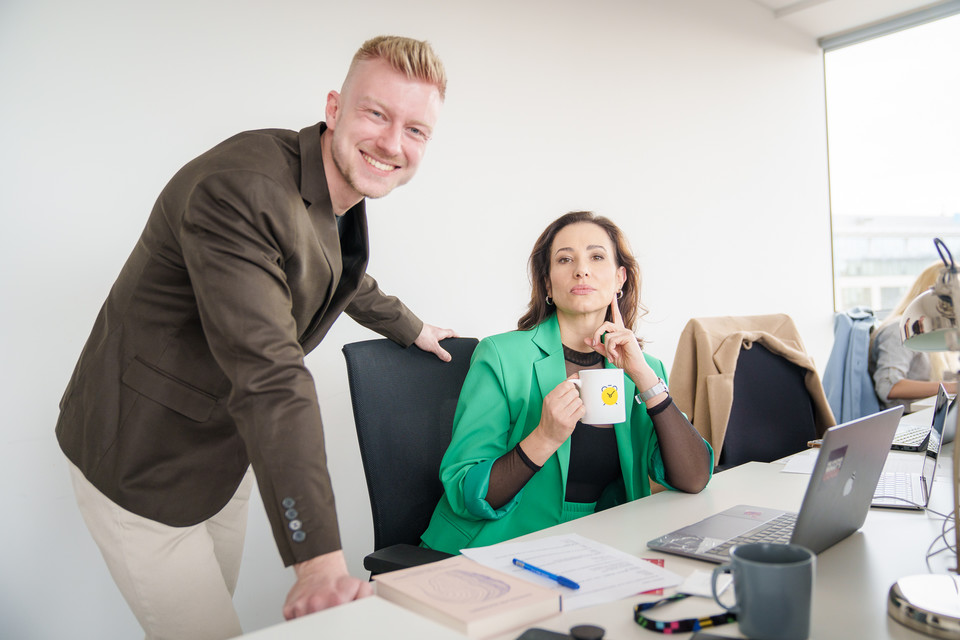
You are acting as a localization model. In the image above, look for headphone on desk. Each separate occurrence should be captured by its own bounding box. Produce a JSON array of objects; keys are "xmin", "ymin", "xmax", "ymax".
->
[{"xmin": 634, "ymin": 593, "xmax": 737, "ymax": 634}]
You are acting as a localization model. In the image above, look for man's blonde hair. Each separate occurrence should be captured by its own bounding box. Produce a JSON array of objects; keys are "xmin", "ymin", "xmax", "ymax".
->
[{"xmin": 351, "ymin": 35, "xmax": 447, "ymax": 100}]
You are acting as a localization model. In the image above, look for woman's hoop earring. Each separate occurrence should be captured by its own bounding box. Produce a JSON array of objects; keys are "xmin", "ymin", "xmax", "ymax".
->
[
  {"xmin": 616, "ymin": 290, "xmax": 623, "ymax": 299},
  {"xmin": 545, "ymin": 296, "xmax": 554, "ymax": 306}
]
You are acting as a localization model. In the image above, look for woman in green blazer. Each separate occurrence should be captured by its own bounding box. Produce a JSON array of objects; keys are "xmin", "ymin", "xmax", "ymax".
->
[{"xmin": 421, "ymin": 212, "xmax": 713, "ymax": 554}]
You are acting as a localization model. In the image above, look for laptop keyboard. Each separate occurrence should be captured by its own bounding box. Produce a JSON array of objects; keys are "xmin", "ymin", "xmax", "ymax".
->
[
  {"xmin": 708, "ymin": 513, "xmax": 798, "ymax": 558},
  {"xmin": 894, "ymin": 426, "xmax": 928, "ymax": 446},
  {"xmin": 875, "ymin": 471, "xmax": 916, "ymax": 501}
]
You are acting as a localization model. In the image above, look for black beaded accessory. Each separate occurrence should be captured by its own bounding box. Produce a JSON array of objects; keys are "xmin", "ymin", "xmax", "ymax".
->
[{"xmin": 633, "ymin": 593, "xmax": 737, "ymax": 634}]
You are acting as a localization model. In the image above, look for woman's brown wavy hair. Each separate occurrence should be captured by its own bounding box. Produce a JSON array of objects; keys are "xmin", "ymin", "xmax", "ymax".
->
[{"xmin": 517, "ymin": 211, "xmax": 646, "ymax": 337}]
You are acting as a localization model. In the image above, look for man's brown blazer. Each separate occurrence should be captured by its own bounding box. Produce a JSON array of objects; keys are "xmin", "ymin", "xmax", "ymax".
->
[{"xmin": 56, "ymin": 122, "xmax": 422, "ymax": 566}]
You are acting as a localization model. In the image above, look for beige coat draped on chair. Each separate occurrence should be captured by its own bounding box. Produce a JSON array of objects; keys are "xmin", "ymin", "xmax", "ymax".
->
[{"xmin": 670, "ymin": 314, "xmax": 836, "ymax": 462}]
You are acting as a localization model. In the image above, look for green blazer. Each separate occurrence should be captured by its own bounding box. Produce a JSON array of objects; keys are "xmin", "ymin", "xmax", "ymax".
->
[{"xmin": 421, "ymin": 315, "xmax": 704, "ymax": 554}]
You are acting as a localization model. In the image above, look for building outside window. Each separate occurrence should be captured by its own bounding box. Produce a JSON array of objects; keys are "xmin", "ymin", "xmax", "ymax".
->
[{"xmin": 825, "ymin": 11, "xmax": 960, "ymax": 317}]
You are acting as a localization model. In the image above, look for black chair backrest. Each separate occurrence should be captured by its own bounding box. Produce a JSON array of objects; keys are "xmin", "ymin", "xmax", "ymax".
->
[
  {"xmin": 342, "ymin": 337, "xmax": 478, "ymax": 550},
  {"xmin": 720, "ymin": 343, "xmax": 819, "ymax": 470}
]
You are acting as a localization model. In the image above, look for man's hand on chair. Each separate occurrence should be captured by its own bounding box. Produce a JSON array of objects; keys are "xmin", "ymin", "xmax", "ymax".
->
[{"xmin": 414, "ymin": 323, "xmax": 460, "ymax": 362}]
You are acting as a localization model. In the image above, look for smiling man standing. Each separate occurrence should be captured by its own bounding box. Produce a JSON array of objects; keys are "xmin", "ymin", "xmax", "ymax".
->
[{"xmin": 56, "ymin": 36, "xmax": 454, "ymax": 640}]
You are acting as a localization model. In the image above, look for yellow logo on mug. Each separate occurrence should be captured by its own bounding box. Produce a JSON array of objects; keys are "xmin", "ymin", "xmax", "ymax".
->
[{"xmin": 601, "ymin": 384, "xmax": 619, "ymax": 405}]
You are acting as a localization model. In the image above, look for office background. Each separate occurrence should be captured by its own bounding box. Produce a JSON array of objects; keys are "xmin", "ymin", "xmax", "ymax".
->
[{"xmin": 1, "ymin": 0, "xmax": 862, "ymax": 637}]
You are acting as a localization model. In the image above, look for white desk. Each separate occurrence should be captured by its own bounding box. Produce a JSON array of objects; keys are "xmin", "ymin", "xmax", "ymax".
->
[
  {"xmin": 238, "ymin": 595, "xmax": 455, "ymax": 639},
  {"xmin": 493, "ymin": 452, "xmax": 955, "ymax": 640},
  {"xmin": 237, "ymin": 448, "xmax": 956, "ymax": 639}
]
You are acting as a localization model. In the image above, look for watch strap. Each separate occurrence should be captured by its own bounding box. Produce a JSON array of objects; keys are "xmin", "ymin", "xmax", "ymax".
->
[{"xmin": 637, "ymin": 377, "xmax": 668, "ymax": 403}]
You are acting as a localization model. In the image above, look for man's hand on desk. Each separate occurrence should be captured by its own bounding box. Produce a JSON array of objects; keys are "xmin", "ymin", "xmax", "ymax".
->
[{"xmin": 283, "ymin": 550, "xmax": 373, "ymax": 619}]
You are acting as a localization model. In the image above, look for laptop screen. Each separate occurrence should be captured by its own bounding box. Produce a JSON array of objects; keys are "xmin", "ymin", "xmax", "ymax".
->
[{"xmin": 921, "ymin": 384, "xmax": 949, "ymax": 492}]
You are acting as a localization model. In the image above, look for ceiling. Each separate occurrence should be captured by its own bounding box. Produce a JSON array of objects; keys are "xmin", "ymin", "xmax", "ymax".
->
[{"xmin": 749, "ymin": 0, "xmax": 953, "ymax": 41}]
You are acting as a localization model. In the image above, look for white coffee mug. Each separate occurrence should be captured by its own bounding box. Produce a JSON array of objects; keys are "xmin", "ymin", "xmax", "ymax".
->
[{"xmin": 572, "ymin": 368, "xmax": 626, "ymax": 425}]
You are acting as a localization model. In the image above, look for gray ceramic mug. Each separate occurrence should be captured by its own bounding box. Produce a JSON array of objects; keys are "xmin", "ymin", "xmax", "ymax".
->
[{"xmin": 711, "ymin": 542, "xmax": 815, "ymax": 640}]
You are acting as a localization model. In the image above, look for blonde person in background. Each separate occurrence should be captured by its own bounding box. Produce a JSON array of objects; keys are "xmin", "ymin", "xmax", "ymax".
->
[{"xmin": 870, "ymin": 262, "xmax": 959, "ymax": 411}]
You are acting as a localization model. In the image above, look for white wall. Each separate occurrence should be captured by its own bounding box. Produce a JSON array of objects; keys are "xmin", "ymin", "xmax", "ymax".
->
[{"xmin": 0, "ymin": 0, "xmax": 836, "ymax": 637}]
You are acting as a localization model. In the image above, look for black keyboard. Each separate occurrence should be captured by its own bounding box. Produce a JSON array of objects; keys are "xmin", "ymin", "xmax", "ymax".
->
[{"xmin": 708, "ymin": 512, "xmax": 798, "ymax": 559}]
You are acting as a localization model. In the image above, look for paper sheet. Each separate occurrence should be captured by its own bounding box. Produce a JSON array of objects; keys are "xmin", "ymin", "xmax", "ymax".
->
[
  {"xmin": 677, "ymin": 569, "xmax": 731, "ymax": 598},
  {"xmin": 781, "ymin": 449, "xmax": 819, "ymax": 474},
  {"xmin": 460, "ymin": 533, "xmax": 683, "ymax": 610}
]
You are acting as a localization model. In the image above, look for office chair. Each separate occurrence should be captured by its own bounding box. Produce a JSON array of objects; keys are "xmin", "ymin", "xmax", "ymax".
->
[
  {"xmin": 342, "ymin": 336, "xmax": 478, "ymax": 575},
  {"xmin": 671, "ymin": 314, "xmax": 835, "ymax": 473},
  {"xmin": 718, "ymin": 342, "xmax": 819, "ymax": 470}
]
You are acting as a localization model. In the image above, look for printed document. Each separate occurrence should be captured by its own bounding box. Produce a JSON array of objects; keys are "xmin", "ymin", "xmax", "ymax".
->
[{"xmin": 460, "ymin": 533, "xmax": 682, "ymax": 610}]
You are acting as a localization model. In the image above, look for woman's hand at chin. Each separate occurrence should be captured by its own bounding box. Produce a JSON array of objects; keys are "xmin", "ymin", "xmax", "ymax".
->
[{"xmin": 586, "ymin": 296, "xmax": 653, "ymax": 385}]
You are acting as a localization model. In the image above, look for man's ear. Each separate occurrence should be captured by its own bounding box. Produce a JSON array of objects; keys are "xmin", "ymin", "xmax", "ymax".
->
[{"xmin": 325, "ymin": 90, "xmax": 341, "ymax": 129}]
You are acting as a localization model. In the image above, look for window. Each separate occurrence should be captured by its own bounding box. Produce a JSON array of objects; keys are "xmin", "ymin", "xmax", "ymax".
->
[{"xmin": 824, "ymin": 9, "xmax": 960, "ymax": 316}]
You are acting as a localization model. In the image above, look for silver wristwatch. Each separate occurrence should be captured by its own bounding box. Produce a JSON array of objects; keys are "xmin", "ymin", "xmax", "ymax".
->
[{"xmin": 636, "ymin": 377, "xmax": 668, "ymax": 403}]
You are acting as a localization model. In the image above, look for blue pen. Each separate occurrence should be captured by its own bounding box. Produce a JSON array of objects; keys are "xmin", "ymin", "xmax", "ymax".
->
[{"xmin": 512, "ymin": 558, "xmax": 580, "ymax": 589}]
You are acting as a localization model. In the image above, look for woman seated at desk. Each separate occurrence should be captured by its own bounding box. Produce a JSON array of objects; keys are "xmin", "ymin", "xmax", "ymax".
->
[
  {"xmin": 870, "ymin": 262, "xmax": 958, "ymax": 411},
  {"xmin": 421, "ymin": 211, "xmax": 713, "ymax": 554}
]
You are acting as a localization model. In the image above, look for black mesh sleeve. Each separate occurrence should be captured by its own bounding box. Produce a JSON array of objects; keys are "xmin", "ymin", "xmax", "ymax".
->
[{"xmin": 485, "ymin": 445, "xmax": 540, "ymax": 509}]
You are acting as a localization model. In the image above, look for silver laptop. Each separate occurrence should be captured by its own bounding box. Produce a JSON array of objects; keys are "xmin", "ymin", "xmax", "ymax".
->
[
  {"xmin": 892, "ymin": 385, "xmax": 955, "ymax": 450},
  {"xmin": 945, "ymin": 394, "xmax": 958, "ymax": 444},
  {"xmin": 890, "ymin": 420, "xmax": 932, "ymax": 452},
  {"xmin": 873, "ymin": 385, "xmax": 947, "ymax": 510},
  {"xmin": 646, "ymin": 406, "xmax": 904, "ymax": 563}
]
